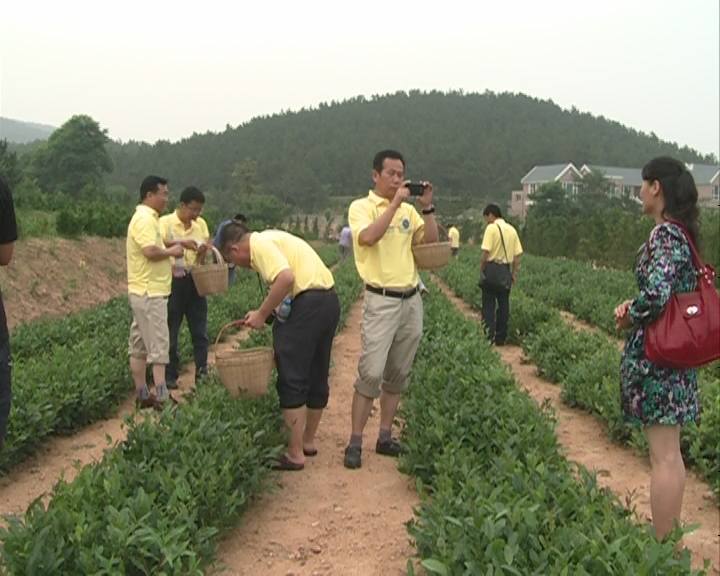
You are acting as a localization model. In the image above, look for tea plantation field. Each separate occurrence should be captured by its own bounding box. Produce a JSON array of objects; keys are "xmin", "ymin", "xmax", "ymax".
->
[
  {"xmin": 0, "ymin": 243, "xmax": 708, "ymax": 574},
  {"xmin": 436, "ymin": 247, "xmax": 719, "ymax": 498}
]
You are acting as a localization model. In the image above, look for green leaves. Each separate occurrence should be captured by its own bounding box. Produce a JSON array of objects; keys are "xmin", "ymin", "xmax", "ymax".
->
[{"xmin": 400, "ymin": 279, "xmax": 702, "ymax": 574}]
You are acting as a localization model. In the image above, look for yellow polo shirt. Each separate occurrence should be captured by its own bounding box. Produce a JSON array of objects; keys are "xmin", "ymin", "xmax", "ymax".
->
[
  {"xmin": 126, "ymin": 204, "xmax": 172, "ymax": 297},
  {"xmin": 159, "ymin": 211, "xmax": 210, "ymax": 268},
  {"xmin": 481, "ymin": 218, "xmax": 523, "ymax": 262},
  {"xmin": 250, "ymin": 230, "xmax": 334, "ymax": 298},
  {"xmin": 348, "ymin": 190, "xmax": 425, "ymax": 289},
  {"xmin": 448, "ymin": 226, "xmax": 460, "ymax": 248}
]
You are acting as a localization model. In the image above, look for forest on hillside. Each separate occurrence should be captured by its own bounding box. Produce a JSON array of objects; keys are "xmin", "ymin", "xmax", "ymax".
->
[
  {"xmin": 7, "ymin": 90, "xmax": 716, "ymax": 214},
  {"xmin": 2, "ymin": 90, "xmax": 718, "ymax": 274}
]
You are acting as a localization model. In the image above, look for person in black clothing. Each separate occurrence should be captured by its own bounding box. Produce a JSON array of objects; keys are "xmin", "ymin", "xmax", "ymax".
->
[{"xmin": 0, "ymin": 175, "xmax": 18, "ymax": 453}]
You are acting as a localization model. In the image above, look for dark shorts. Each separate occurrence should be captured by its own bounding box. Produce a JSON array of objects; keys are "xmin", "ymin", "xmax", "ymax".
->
[
  {"xmin": 451, "ymin": 247, "xmax": 459, "ymax": 256},
  {"xmin": 272, "ymin": 288, "xmax": 341, "ymax": 409}
]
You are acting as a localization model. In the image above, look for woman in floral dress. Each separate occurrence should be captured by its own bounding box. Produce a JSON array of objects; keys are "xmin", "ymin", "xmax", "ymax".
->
[{"xmin": 614, "ymin": 156, "xmax": 701, "ymax": 545}]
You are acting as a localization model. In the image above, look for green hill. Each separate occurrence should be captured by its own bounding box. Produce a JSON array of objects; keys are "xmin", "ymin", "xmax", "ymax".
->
[
  {"xmin": 0, "ymin": 117, "xmax": 56, "ymax": 144},
  {"xmin": 105, "ymin": 90, "xmax": 714, "ymax": 209}
]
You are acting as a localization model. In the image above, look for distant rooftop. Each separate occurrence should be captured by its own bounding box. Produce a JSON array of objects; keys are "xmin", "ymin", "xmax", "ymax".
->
[{"xmin": 523, "ymin": 162, "xmax": 719, "ymax": 186}]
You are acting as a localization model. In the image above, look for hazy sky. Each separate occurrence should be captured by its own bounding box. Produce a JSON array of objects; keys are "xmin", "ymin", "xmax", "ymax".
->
[{"xmin": 1, "ymin": 0, "xmax": 718, "ymax": 158}]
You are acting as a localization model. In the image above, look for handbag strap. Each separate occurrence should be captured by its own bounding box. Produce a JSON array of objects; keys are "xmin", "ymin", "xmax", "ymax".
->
[{"xmin": 496, "ymin": 223, "xmax": 510, "ymax": 264}]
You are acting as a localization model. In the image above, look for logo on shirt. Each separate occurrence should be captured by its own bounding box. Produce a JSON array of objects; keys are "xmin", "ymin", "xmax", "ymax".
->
[{"xmin": 401, "ymin": 218, "xmax": 410, "ymax": 230}]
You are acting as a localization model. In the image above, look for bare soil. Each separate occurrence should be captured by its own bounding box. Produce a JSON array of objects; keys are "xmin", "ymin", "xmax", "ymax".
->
[
  {"xmin": 1, "ymin": 237, "xmax": 128, "ymax": 330},
  {"xmin": 431, "ymin": 275, "xmax": 720, "ymax": 573}
]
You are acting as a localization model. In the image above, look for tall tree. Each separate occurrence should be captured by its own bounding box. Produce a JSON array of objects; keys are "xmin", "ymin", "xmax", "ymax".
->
[{"xmin": 31, "ymin": 114, "xmax": 113, "ymax": 197}]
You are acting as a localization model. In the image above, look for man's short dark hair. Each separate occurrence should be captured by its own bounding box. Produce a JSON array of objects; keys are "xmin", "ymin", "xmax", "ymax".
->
[
  {"xmin": 180, "ymin": 186, "xmax": 205, "ymax": 205},
  {"xmin": 233, "ymin": 213, "xmax": 247, "ymax": 222},
  {"xmin": 140, "ymin": 175, "xmax": 168, "ymax": 201},
  {"xmin": 482, "ymin": 204, "xmax": 502, "ymax": 218},
  {"xmin": 373, "ymin": 150, "xmax": 405, "ymax": 173},
  {"xmin": 219, "ymin": 220, "xmax": 250, "ymax": 258}
]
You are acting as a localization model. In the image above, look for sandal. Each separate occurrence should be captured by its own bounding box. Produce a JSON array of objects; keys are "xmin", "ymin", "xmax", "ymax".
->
[
  {"xmin": 303, "ymin": 448, "xmax": 318, "ymax": 457},
  {"xmin": 272, "ymin": 454, "xmax": 305, "ymax": 471}
]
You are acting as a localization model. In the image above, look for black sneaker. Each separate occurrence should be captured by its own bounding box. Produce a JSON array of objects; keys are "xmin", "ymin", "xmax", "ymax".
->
[
  {"xmin": 376, "ymin": 437, "xmax": 405, "ymax": 457},
  {"xmin": 344, "ymin": 445, "xmax": 362, "ymax": 469}
]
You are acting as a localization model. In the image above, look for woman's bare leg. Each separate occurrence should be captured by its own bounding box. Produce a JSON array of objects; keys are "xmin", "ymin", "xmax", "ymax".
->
[{"xmin": 645, "ymin": 424, "xmax": 686, "ymax": 545}]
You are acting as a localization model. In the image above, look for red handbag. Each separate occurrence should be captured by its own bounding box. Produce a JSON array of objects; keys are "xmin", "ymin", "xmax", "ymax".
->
[{"xmin": 644, "ymin": 222, "xmax": 720, "ymax": 369}]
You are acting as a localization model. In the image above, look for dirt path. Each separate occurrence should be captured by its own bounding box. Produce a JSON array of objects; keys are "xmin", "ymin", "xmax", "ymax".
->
[
  {"xmin": 214, "ymin": 298, "xmax": 420, "ymax": 576},
  {"xmin": 0, "ymin": 328, "xmax": 250, "ymax": 520},
  {"xmin": 431, "ymin": 275, "xmax": 720, "ymax": 573}
]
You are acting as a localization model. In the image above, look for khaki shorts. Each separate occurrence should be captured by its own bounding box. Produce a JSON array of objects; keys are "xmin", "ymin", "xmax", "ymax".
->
[
  {"xmin": 128, "ymin": 293, "xmax": 170, "ymax": 365},
  {"xmin": 354, "ymin": 290, "xmax": 423, "ymax": 399}
]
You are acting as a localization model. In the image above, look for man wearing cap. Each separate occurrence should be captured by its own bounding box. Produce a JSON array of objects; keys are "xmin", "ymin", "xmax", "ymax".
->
[{"xmin": 344, "ymin": 149, "xmax": 439, "ymax": 469}]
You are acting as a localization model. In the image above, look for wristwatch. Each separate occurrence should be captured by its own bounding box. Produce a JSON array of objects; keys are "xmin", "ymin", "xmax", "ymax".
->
[{"xmin": 421, "ymin": 206, "xmax": 436, "ymax": 215}]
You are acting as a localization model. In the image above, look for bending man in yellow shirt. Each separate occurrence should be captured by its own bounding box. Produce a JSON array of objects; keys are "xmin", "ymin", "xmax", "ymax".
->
[
  {"xmin": 219, "ymin": 223, "xmax": 341, "ymax": 471},
  {"xmin": 344, "ymin": 149, "xmax": 439, "ymax": 469}
]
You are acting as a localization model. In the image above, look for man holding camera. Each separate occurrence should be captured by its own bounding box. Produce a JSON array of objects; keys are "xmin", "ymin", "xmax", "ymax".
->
[{"xmin": 344, "ymin": 149, "xmax": 439, "ymax": 469}]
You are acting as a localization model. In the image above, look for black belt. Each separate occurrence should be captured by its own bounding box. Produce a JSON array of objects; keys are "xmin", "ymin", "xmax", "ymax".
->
[
  {"xmin": 365, "ymin": 284, "xmax": 419, "ymax": 299},
  {"xmin": 296, "ymin": 286, "xmax": 336, "ymax": 298}
]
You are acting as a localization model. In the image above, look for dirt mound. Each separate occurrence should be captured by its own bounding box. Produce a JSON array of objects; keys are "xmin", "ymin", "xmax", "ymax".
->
[{"xmin": 0, "ymin": 237, "xmax": 127, "ymax": 331}]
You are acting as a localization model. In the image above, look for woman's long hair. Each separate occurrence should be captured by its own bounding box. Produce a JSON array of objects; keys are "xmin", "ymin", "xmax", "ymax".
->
[{"xmin": 641, "ymin": 156, "xmax": 700, "ymax": 249}]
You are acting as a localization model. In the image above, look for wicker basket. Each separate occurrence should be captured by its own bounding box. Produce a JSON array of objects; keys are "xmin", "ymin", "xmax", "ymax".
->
[
  {"xmin": 191, "ymin": 245, "xmax": 229, "ymax": 297},
  {"xmin": 212, "ymin": 322, "xmax": 274, "ymax": 398},
  {"xmin": 412, "ymin": 242, "xmax": 451, "ymax": 270}
]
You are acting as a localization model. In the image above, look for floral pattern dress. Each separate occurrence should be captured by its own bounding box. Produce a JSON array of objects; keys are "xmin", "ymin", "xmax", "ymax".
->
[{"xmin": 620, "ymin": 221, "xmax": 699, "ymax": 427}]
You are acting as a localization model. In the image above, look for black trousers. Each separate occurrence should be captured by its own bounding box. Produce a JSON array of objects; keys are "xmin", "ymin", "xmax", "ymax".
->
[
  {"xmin": 481, "ymin": 286, "xmax": 511, "ymax": 345},
  {"xmin": 166, "ymin": 274, "xmax": 208, "ymax": 384},
  {"xmin": 272, "ymin": 288, "xmax": 341, "ymax": 410}
]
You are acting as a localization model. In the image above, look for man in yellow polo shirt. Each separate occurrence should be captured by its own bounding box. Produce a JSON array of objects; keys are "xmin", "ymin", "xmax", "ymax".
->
[
  {"xmin": 344, "ymin": 149, "xmax": 439, "ymax": 470},
  {"xmin": 127, "ymin": 175, "xmax": 190, "ymax": 409},
  {"xmin": 448, "ymin": 223, "xmax": 460, "ymax": 258},
  {"xmin": 479, "ymin": 204, "xmax": 523, "ymax": 346},
  {"xmin": 219, "ymin": 222, "xmax": 340, "ymax": 472},
  {"xmin": 159, "ymin": 186, "xmax": 213, "ymax": 389}
]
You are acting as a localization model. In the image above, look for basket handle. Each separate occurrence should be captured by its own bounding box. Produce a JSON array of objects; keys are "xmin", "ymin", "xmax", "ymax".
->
[
  {"xmin": 214, "ymin": 319, "xmax": 245, "ymax": 347},
  {"xmin": 199, "ymin": 244, "xmax": 225, "ymax": 266}
]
